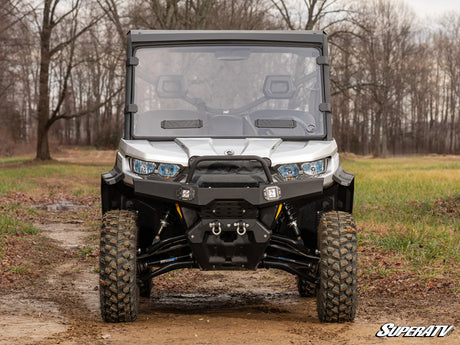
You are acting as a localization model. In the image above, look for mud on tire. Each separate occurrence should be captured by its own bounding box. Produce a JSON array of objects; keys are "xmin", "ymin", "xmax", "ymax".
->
[
  {"xmin": 316, "ymin": 211, "xmax": 357, "ymax": 322},
  {"xmin": 99, "ymin": 210, "xmax": 139, "ymax": 322}
]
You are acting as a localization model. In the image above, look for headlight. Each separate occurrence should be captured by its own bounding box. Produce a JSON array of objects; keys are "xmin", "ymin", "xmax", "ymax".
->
[
  {"xmin": 131, "ymin": 158, "xmax": 181, "ymax": 178},
  {"xmin": 302, "ymin": 159, "xmax": 326, "ymax": 176},
  {"xmin": 277, "ymin": 164, "xmax": 299, "ymax": 179},
  {"xmin": 133, "ymin": 159, "xmax": 156, "ymax": 175},
  {"xmin": 158, "ymin": 163, "xmax": 180, "ymax": 178}
]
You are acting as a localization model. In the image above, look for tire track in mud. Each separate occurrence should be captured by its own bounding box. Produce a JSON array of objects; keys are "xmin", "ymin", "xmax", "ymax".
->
[
  {"xmin": 35, "ymin": 222, "xmax": 107, "ymax": 345},
  {"xmin": 0, "ymin": 220, "xmax": 106, "ymax": 345}
]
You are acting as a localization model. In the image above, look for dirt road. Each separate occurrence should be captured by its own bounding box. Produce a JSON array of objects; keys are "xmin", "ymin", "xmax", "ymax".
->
[{"xmin": 0, "ymin": 213, "xmax": 458, "ymax": 345}]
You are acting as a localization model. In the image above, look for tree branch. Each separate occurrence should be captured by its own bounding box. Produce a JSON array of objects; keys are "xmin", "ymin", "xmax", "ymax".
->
[
  {"xmin": 270, "ymin": 0, "xmax": 294, "ymax": 30},
  {"xmin": 51, "ymin": 0, "xmax": 81, "ymax": 28},
  {"xmin": 49, "ymin": 86, "xmax": 123, "ymax": 125},
  {"xmin": 50, "ymin": 13, "xmax": 104, "ymax": 56}
]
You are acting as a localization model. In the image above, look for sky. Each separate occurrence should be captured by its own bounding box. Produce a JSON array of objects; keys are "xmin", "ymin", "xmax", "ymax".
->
[{"xmin": 403, "ymin": 0, "xmax": 460, "ymax": 18}]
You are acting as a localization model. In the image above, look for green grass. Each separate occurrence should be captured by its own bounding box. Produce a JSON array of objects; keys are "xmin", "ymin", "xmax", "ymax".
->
[
  {"xmin": 342, "ymin": 156, "xmax": 460, "ymax": 269},
  {"xmin": 0, "ymin": 204, "xmax": 39, "ymax": 259},
  {"xmin": 0, "ymin": 215, "xmax": 38, "ymax": 235},
  {"xmin": 0, "ymin": 204, "xmax": 38, "ymax": 236},
  {"xmin": 73, "ymin": 188, "xmax": 84, "ymax": 196},
  {"xmin": 0, "ymin": 161, "xmax": 109, "ymax": 196},
  {"xmin": 77, "ymin": 246, "xmax": 95, "ymax": 258},
  {"xmin": 0, "ymin": 157, "xmax": 33, "ymax": 164},
  {"xmin": 8, "ymin": 265, "xmax": 32, "ymax": 274}
]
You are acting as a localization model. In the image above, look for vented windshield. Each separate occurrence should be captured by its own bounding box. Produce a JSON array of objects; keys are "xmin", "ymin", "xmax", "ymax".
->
[{"xmin": 133, "ymin": 45, "xmax": 324, "ymax": 138}]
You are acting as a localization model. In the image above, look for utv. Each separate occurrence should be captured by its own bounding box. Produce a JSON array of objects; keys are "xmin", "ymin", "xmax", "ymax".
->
[{"xmin": 100, "ymin": 30, "xmax": 357, "ymax": 323}]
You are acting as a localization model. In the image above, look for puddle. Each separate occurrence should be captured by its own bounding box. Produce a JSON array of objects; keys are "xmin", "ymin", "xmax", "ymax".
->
[
  {"xmin": 146, "ymin": 291, "xmax": 298, "ymax": 314},
  {"xmin": 33, "ymin": 200, "xmax": 86, "ymax": 212}
]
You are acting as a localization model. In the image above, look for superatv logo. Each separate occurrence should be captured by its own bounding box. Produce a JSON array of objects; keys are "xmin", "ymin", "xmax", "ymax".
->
[{"xmin": 376, "ymin": 323, "xmax": 454, "ymax": 337}]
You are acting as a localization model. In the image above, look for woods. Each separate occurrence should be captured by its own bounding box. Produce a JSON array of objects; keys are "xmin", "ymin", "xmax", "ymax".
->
[{"xmin": 0, "ymin": 0, "xmax": 459, "ymax": 158}]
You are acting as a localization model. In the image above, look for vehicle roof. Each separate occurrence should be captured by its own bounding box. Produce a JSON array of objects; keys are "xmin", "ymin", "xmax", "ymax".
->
[{"xmin": 127, "ymin": 30, "xmax": 327, "ymax": 45}]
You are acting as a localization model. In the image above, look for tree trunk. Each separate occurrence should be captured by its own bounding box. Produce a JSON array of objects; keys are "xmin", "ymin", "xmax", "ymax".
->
[{"xmin": 35, "ymin": 1, "xmax": 52, "ymax": 160}]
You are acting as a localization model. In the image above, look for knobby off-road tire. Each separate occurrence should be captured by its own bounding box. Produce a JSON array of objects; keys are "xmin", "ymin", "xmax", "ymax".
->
[
  {"xmin": 316, "ymin": 211, "xmax": 357, "ymax": 322},
  {"xmin": 297, "ymin": 266, "xmax": 317, "ymax": 297},
  {"xmin": 100, "ymin": 210, "xmax": 139, "ymax": 322}
]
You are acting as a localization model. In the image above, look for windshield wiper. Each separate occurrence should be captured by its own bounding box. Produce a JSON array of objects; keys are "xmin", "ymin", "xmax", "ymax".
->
[{"xmin": 255, "ymin": 119, "xmax": 297, "ymax": 128}]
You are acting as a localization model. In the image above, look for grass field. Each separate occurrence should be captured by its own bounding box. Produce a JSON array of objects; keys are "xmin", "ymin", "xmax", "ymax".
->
[
  {"xmin": 0, "ymin": 152, "xmax": 459, "ymax": 294},
  {"xmin": 342, "ymin": 155, "xmax": 459, "ymax": 292},
  {"xmin": 343, "ymin": 157, "xmax": 459, "ymax": 258}
]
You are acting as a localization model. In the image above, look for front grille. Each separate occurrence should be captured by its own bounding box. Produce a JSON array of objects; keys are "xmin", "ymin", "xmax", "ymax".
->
[{"xmin": 200, "ymin": 200, "xmax": 258, "ymax": 218}]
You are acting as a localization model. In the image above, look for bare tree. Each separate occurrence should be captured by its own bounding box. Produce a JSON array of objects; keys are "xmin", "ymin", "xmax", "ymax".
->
[
  {"xmin": 35, "ymin": 0, "xmax": 101, "ymax": 160},
  {"xmin": 0, "ymin": 0, "xmax": 459, "ymax": 157},
  {"xmin": 97, "ymin": 0, "xmax": 126, "ymax": 45},
  {"xmin": 326, "ymin": 0, "xmax": 419, "ymax": 156},
  {"xmin": 129, "ymin": 0, "xmax": 277, "ymax": 30},
  {"xmin": 0, "ymin": 1, "xmax": 37, "ymax": 155},
  {"xmin": 435, "ymin": 15, "xmax": 460, "ymax": 154},
  {"xmin": 271, "ymin": 0, "xmax": 346, "ymax": 30}
]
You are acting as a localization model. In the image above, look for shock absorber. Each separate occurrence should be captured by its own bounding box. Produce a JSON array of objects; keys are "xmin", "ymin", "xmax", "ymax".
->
[
  {"xmin": 284, "ymin": 202, "xmax": 304, "ymax": 244},
  {"xmin": 151, "ymin": 210, "xmax": 170, "ymax": 245}
]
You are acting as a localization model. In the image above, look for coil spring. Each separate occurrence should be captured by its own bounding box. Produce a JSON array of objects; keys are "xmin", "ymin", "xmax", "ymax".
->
[{"xmin": 284, "ymin": 202, "xmax": 302, "ymax": 241}]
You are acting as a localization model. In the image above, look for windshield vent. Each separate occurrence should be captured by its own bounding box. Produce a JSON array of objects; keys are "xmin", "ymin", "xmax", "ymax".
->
[
  {"xmin": 255, "ymin": 119, "xmax": 296, "ymax": 128},
  {"xmin": 161, "ymin": 119, "xmax": 203, "ymax": 129}
]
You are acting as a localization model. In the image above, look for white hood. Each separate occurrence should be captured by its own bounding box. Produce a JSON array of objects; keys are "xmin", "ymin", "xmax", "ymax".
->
[{"xmin": 119, "ymin": 138, "xmax": 338, "ymax": 166}]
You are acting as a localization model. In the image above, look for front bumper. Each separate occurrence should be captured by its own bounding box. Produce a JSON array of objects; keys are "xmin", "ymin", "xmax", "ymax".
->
[
  {"xmin": 133, "ymin": 177, "xmax": 324, "ymax": 206},
  {"xmin": 101, "ymin": 163, "xmax": 354, "ymax": 213}
]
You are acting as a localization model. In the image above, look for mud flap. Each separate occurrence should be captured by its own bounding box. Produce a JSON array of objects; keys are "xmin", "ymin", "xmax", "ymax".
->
[
  {"xmin": 101, "ymin": 168, "xmax": 124, "ymax": 213},
  {"xmin": 332, "ymin": 167, "xmax": 354, "ymax": 213}
]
